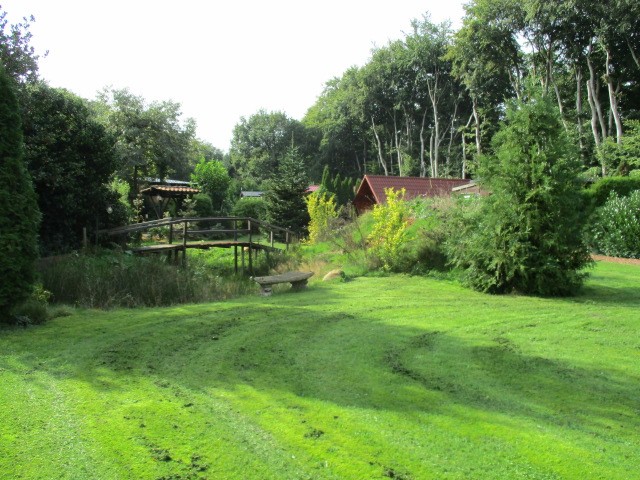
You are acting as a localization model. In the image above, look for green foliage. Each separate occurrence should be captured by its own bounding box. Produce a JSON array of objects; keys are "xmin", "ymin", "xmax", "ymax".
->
[
  {"xmin": 319, "ymin": 165, "xmax": 357, "ymax": 206},
  {"xmin": 584, "ymin": 176, "xmax": 640, "ymax": 209},
  {"xmin": 38, "ymin": 252, "xmax": 257, "ymax": 309},
  {"xmin": 0, "ymin": 66, "xmax": 40, "ymax": 322},
  {"xmin": 0, "ymin": 9, "xmax": 42, "ymax": 84},
  {"xmin": 588, "ymin": 191, "xmax": 640, "ymax": 259},
  {"xmin": 190, "ymin": 158, "xmax": 231, "ymax": 214},
  {"xmin": 231, "ymin": 197, "xmax": 267, "ymax": 231},
  {"xmin": 21, "ymin": 83, "xmax": 120, "ymax": 254},
  {"xmin": 192, "ymin": 193, "xmax": 214, "ymax": 218},
  {"xmin": 447, "ymin": 87, "xmax": 592, "ymax": 296},
  {"xmin": 305, "ymin": 191, "xmax": 339, "ymax": 244},
  {"xmin": 597, "ymin": 118, "xmax": 640, "ymax": 176},
  {"xmin": 264, "ymin": 147, "xmax": 310, "ymax": 234},
  {"xmin": 230, "ymin": 110, "xmax": 318, "ymax": 185},
  {"xmin": 10, "ymin": 284, "xmax": 51, "ymax": 325},
  {"xmin": 368, "ymin": 188, "xmax": 409, "ymax": 270},
  {"xmin": 94, "ymin": 88, "xmax": 197, "ymax": 193}
]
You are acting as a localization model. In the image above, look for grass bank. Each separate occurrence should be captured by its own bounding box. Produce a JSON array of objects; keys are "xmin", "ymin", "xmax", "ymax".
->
[{"xmin": 1, "ymin": 261, "xmax": 638, "ymax": 479}]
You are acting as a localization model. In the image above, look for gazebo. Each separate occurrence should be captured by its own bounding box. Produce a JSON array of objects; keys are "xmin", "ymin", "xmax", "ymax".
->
[{"xmin": 140, "ymin": 180, "xmax": 200, "ymax": 219}]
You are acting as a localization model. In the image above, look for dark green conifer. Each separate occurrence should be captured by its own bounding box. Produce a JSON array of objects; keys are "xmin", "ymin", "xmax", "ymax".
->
[{"xmin": 0, "ymin": 66, "xmax": 40, "ymax": 321}]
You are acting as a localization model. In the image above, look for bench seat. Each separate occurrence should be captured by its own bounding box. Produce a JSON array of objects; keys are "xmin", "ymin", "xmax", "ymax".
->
[{"xmin": 251, "ymin": 271, "xmax": 314, "ymax": 296}]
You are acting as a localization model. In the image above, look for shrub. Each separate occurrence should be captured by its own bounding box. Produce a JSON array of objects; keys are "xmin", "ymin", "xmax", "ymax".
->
[
  {"xmin": 231, "ymin": 197, "xmax": 267, "ymax": 234},
  {"xmin": 232, "ymin": 197, "xmax": 267, "ymax": 220},
  {"xmin": 367, "ymin": 188, "xmax": 409, "ymax": 271},
  {"xmin": 11, "ymin": 285, "xmax": 52, "ymax": 326},
  {"xmin": 306, "ymin": 191, "xmax": 339, "ymax": 244},
  {"xmin": 584, "ymin": 176, "xmax": 640, "ymax": 210},
  {"xmin": 588, "ymin": 190, "xmax": 640, "ymax": 259},
  {"xmin": 446, "ymin": 86, "xmax": 591, "ymax": 296},
  {"xmin": 0, "ymin": 66, "xmax": 40, "ymax": 322}
]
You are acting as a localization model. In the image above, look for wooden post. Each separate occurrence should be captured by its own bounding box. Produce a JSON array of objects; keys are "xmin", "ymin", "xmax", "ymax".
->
[
  {"xmin": 248, "ymin": 245, "xmax": 253, "ymax": 275},
  {"xmin": 83, "ymin": 227, "xmax": 88, "ymax": 250},
  {"xmin": 182, "ymin": 221, "xmax": 188, "ymax": 247},
  {"xmin": 169, "ymin": 223, "xmax": 173, "ymax": 244},
  {"xmin": 182, "ymin": 221, "xmax": 188, "ymax": 266},
  {"xmin": 285, "ymin": 231, "xmax": 289, "ymax": 251},
  {"xmin": 270, "ymin": 230, "xmax": 274, "ymax": 248}
]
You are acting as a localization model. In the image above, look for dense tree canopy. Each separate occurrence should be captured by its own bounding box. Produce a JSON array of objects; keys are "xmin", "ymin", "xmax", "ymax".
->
[
  {"xmin": 230, "ymin": 110, "xmax": 319, "ymax": 187},
  {"xmin": 0, "ymin": 66, "xmax": 40, "ymax": 320},
  {"xmin": 21, "ymin": 83, "xmax": 120, "ymax": 254},
  {"xmin": 94, "ymin": 88, "xmax": 198, "ymax": 194}
]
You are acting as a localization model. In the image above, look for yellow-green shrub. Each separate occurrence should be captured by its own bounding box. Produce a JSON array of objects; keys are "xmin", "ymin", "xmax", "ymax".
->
[
  {"xmin": 367, "ymin": 188, "xmax": 409, "ymax": 270},
  {"xmin": 306, "ymin": 190, "xmax": 339, "ymax": 244}
]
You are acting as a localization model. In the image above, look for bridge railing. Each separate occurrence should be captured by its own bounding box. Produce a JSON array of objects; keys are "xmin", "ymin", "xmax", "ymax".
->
[{"xmin": 97, "ymin": 216, "xmax": 300, "ymax": 250}]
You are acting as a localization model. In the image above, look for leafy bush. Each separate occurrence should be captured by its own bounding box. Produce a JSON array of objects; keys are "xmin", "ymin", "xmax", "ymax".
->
[
  {"xmin": 192, "ymin": 193, "xmax": 214, "ymax": 218},
  {"xmin": 588, "ymin": 191, "xmax": 640, "ymax": 258},
  {"xmin": 306, "ymin": 191, "xmax": 339, "ymax": 244},
  {"xmin": 231, "ymin": 197, "xmax": 267, "ymax": 234},
  {"xmin": 368, "ymin": 188, "xmax": 409, "ymax": 271},
  {"xmin": 11, "ymin": 285, "xmax": 51, "ymax": 326},
  {"xmin": 231, "ymin": 197, "xmax": 267, "ymax": 220},
  {"xmin": 584, "ymin": 176, "xmax": 640, "ymax": 210}
]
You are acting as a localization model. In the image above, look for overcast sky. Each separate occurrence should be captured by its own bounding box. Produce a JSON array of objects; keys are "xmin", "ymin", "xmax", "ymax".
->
[{"xmin": 3, "ymin": 0, "xmax": 466, "ymax": 151}]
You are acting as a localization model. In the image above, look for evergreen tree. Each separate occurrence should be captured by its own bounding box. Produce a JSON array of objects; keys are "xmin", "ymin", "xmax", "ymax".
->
[
  {"xmin": 447, "ymin": 85, "xmax": 591, "ymax": 296},
  {"xmin": 0, "ymin": 67, "xmax": 40, "ymax": 321},
  {"xmin": 264, "ymin": 147, "xmax": 310, "ymax": 234}
]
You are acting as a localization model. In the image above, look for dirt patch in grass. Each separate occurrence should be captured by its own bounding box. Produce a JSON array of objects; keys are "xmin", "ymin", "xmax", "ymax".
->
[{"xmin": 592, "ymin": 254, "xmax": 640, "ymax": 266}]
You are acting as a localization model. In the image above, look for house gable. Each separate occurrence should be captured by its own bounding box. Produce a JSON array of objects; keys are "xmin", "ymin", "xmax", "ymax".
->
[{"xmin": 354, "ymin": 175, "xmax": 472, "ymax": 213}]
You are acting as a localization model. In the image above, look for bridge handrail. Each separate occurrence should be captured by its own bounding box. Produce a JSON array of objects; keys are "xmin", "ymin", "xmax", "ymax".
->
[{"xmin": 98, "ymin": 216, "xmax": 299, "ymax": 241}]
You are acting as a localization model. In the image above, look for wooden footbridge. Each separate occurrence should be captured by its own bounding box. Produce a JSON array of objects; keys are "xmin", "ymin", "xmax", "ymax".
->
[{"xmin": 96, "ymin": 216, "xmax": 299, "ymax": 274}]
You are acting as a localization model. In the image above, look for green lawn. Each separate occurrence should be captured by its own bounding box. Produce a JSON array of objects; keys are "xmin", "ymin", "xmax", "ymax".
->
[{"xmin": 1, "ymin": 261, "xmax": 639, "ymax": 479}]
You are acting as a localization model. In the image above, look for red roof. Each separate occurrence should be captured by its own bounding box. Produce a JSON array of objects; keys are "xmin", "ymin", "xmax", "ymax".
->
[{"xmin": 355, "ymin": 175, "xmax": 471, "ymax": 206}]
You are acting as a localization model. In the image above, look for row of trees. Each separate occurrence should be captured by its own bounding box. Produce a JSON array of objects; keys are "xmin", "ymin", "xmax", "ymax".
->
[{"xmin": 229, "ymin": 0, "xmax": 639, "ymax": 182}]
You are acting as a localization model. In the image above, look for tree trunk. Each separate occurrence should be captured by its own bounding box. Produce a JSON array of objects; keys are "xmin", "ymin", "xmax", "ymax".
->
[
  {"xmin": 371, "ymin": 117, "xmax": 388, "ymax": 176},
  {"xmin": 587, "ymin": 46, "xmax": 607, "ymax": 141},
  {"xmin": 419, "ymin": 107, "xmax": 428, "ymax": 177},
  {"xmin": 446, "ymin": 99, "xmax": 459, "ymax": 177},
  {"xmin": 552, "ymin": 77, "xmax": 569, "ymax": 132},
  {"xmin": 605, "ymin": 48, "xmax": 624, "ymax": 144},
  {"xmin": 427, "ymin": 76, "xmax": 440, "ymax": 179},
  {"xmin": 430, "ymin": 131, "xmax": 436, "ymax": 178},
  {"xmin": 461, "ymin": 113, "xmax": 473, "ymax": 179},
  {"xmin": 628, "ymin": 38, "xmax": 640, "ymax": 70},
  {"xmin": 393, "ymin": 112, "xmax": 403, "ymax": 176},
  {"xmin": 472, "ymin": 97, "xmax": 481, "ymax": 155},
  {"xmin": 575, "ymin": 66, "xmax": 585, "ymax": 153}
]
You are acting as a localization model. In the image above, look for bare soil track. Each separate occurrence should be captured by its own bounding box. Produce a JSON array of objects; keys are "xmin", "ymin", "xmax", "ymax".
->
[{"xmin": 592, "ymin": 254, "xmax": 640, "ymax": 266}]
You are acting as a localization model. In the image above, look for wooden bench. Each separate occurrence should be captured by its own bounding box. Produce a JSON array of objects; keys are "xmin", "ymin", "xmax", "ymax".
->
[{"xmin": 251, "ymin": 271, "xmax": 314, "ymax": 296}]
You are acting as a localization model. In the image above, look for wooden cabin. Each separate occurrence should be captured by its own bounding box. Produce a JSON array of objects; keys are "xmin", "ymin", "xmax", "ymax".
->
[{"xmin": 353, "ymin": 175, "xmax": 472, "ymax": 213}]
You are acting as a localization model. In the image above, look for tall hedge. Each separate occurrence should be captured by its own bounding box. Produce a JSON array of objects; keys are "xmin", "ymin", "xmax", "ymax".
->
[{"xmin": 0, "ymin": 67, "xmax": 40, "ymax": 321}]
